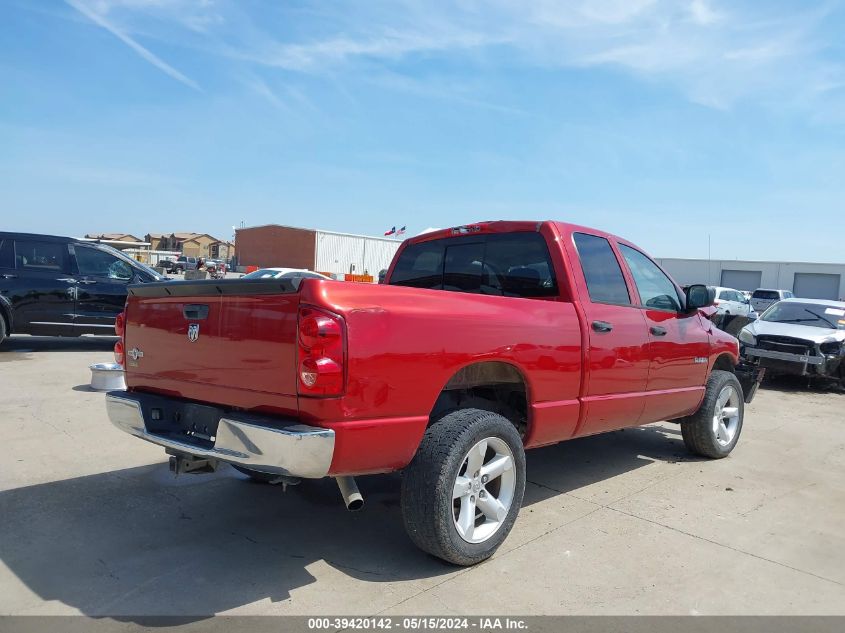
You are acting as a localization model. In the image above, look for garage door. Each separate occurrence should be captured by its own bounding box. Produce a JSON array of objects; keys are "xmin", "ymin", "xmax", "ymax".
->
[
  {"xmin": 720, "ymin": 269, "xmax": 762, "ymax": 291},
  {"xmin": 792, "ymin": 273, "xmax": 841, "ymax": 300}
]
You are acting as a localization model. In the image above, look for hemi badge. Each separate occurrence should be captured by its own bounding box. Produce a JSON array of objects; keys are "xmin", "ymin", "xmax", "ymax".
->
[{"xmin": 694, "ymin": 357, "xmax": 708, "ymax": 364}]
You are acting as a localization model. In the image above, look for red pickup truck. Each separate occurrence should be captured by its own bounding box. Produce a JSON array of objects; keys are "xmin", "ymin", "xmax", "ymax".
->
[{"xmin": 106, "ymin": 221, "xmax": 762, "ymax": 565}]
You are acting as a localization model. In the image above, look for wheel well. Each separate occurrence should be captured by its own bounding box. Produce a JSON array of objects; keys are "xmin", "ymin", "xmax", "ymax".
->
[
  {"xmin": 429, "ymin": 362, "xmax": 528, "ymax": 437},
  {"xmin": 0, "ymin": 303, "xmax": 10, "ymax": 334},
  {"xmin": 713, "ymin": 354, "xmax": 736, "ymax": 373}
]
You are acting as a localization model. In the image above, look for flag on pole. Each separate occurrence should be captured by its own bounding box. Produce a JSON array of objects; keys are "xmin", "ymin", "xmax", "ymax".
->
[
  {"xmin": 396, "ymin": 226, "xmax": 406, "ymax": 236},
  {"xmin": 384, "ymin": 226, "xmax": 396, "ymax": 236}
]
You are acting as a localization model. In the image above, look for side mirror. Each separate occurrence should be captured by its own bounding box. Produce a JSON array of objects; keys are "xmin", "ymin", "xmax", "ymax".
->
[{"xmin": 686, "ymin": 284, "xmax": 716, "ymax": 311}]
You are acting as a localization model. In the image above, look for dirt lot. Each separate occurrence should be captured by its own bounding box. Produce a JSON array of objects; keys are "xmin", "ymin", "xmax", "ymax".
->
[{"xmin": 1, "ymin": 335, "xmax": 844, "ymax": 616}]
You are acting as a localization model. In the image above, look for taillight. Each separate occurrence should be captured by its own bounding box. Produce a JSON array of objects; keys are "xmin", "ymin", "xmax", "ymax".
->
[
  {"xmin": 115, "ymin": 312, "xmax": 125, "ymax": 338},
  {"xmin": 114, "ymin": 311, "xmax": 126, "ymax": 365},
  {"xmin": 297, "ymin": 307, "xmax": 345, "ymax": 396}
]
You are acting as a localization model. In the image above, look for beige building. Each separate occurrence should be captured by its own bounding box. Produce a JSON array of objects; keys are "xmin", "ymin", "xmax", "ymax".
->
[
  {"xmin": 145, "ymin": 232, "xmax": 234, "ymax": 260},
  {"xmin": 85, "ymin": 233, "xmax": 143, "ymax": 243}
]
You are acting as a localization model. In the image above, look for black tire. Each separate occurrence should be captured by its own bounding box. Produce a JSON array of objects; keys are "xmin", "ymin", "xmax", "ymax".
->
[
  {"xmin": 401, "ymin": 408, "xmax": 526, "ymax": 566},
  {"xmin": 681, "ymin": 370, "xmax": 745, "ymax": 458},
  {"xmin": 0, "ymin": 313, "xmax": 7, "ymax": 347},
  {"xmin": 231, "ymin": 464, "xmax": 279, "ymax": 483}
]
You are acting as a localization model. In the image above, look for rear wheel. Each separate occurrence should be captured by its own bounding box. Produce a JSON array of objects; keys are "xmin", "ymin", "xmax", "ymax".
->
[
  {"xmin": 681, "ymin": 370, "xmax": 744, "ymax": 458},
  {"xmin": 401, "ymin": 408, "xmax": 526, "ymax": 566},
  {"xmin": 0, "ymin": 313, "xmax": 7, "ymax": 347}
]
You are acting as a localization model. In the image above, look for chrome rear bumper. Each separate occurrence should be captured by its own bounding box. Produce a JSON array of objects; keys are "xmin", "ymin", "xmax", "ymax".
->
[{"xmin": 106, "ymin": 392, "xmax": 335, "ymax": 478}]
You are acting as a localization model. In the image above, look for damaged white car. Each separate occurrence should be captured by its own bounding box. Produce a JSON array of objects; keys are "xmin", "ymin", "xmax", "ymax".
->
[{"xmin": 739, "ymin": 298, "xmax": 845, "ymax": 387}]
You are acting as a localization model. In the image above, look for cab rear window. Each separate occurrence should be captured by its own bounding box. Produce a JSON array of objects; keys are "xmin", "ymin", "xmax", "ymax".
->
[
  {"xmin": 752, "ymin": 290, "xmax": 780, "ymax": 300},
  {"xmin": 390, "ymin": 232, "xmax": 558, "ymax": 299}
]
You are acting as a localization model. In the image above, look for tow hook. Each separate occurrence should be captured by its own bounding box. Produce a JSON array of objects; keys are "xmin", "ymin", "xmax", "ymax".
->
[{"xmin": 167, "ymin": 450, "xmax": 218, "ymax": 475}]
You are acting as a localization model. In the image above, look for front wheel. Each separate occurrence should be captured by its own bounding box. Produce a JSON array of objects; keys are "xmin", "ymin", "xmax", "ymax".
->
[
  {"xmin": 401, "ymin": 408, "xmax": 526, "ymax": 566},
  {"xmin": 681, "ymin": 370, "xmax": 744, "ymax": 458}
]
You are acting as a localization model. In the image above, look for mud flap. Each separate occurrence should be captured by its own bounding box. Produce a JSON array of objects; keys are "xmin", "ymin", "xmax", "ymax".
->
[{"xmin": 735, "ymin": 363, "xmax": 765, "ymax": 404}]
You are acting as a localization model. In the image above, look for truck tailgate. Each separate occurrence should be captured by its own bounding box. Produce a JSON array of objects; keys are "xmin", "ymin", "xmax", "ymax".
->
[{"xmin": 123, "ymin": 280, "xmax": 301, "ymax": 415}]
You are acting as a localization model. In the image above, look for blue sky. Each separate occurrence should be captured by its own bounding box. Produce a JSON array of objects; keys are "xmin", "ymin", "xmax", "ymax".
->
[{"xmin": 2, "ymin": 0, "xmax": 844, "ymax": 260}]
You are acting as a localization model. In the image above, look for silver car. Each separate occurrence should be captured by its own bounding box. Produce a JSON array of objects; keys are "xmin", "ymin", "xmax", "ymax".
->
[
  {"xmin": 738, "ymin": 298, "xmax": 845, "ymax": 386},
  {"xmin": 750, "ymin": 288, "xmax": 794, "ymax": 313},
  {"xmin": 713, "ymin": 286, "xmax": 755, "ymax": 317}
]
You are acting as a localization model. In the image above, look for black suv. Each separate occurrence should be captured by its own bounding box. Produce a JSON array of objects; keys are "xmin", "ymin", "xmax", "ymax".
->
[{"xmin": 0, "ymin": 232, "xmax": 165, "ymax": 345}]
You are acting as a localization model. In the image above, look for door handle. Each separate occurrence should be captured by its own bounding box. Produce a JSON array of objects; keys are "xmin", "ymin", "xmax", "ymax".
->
[
  {"xmin": 77, "ymin": 279, "xmax": 98, "ymax": 285},
  {"xmin": 0, "ymin": 273, "xmax": 17, "ymax": 279},
  {"xmin": 592, "ymin": 320, "xmax": 613, "ymax": 333},
  {"xmin": 650, "ymin": 326, "xmax": 668, "ymax": 336},
  {"xmin": 58, "ymin": 278, "xmax": 78, "ymax": 284}
]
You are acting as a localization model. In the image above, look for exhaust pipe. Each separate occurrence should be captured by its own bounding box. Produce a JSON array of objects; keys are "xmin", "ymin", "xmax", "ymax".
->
[{"xmin": 336, "ymin": 476, "xmax": 364, "ymax": 511}]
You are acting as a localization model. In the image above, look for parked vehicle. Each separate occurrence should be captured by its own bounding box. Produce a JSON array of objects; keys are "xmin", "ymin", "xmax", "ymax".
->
[
  {"xmin": 204, "ymin": 259, "xmax": 226, "ymax": 279},
  {"xmin": 171, "ymin": 256, "xmax": 198, "ymax": 273},
  {"xmin": 751, "ymin": 288, "xmax": 794, "ymax": 313},
  {"xmin": 0, "ymin": 231, "xmax": 163, "ymax": 345},
  {"xmin": 241, "ymin": 267, "xmax": 331, "ymax": 280},
  {"xmin": 739, "ymin": 298, "xmax": 845, "ymax": 386},
  {"xmin": 158, "ymin": 258, "xmax": 177, "ymax": 274},
  {"xmin": 106, "ymin": 221, "xmax": 763, "ymax": 565},
  {"xmin": 713, "ymin": 286, "xmax": 755, "ymax": 317}
]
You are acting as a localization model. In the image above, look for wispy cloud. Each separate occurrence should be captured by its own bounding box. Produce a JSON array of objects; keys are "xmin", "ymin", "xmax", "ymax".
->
[
  {"xmin": 60, "ymin": 0, "xmax": 845, "ymax": 113},
  {"xmin": 65, "ymin": 0, "xmax": 201, "ymax": 90}
]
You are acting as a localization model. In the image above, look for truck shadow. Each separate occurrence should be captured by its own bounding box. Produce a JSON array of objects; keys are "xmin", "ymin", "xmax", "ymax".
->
[
  {"xmin": 0, "ymin": 424, "xmax": 688, "ymax": 619},
  {"xmin": 760, "ymin": 374, "xmax": 845, "ymax": 395}
]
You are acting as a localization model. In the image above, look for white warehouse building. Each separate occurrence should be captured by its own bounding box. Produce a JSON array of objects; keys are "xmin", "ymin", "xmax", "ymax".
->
[
  {"xmin": 656, "ymin": 258, "xmax": 845, "ymax": 301},
  {"xmin": 235, "ymin": 223, "xmax": 403, "ymax": 278}
]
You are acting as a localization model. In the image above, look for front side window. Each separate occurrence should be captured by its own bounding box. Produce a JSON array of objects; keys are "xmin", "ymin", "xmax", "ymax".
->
[
  {"xmin": 618, "ymin": 244, "xmax": 682, "ymax": 312},
  {"xmin": 75, "ymin": 246, "xmax": 133, "ymax": 281},
  {"xmin": 14, "ymin": 240, "xmax": 68, "ymax": 272},
  {"xmin": 572, "ymin": 233, "xmax": 630, "ymax": 305}
]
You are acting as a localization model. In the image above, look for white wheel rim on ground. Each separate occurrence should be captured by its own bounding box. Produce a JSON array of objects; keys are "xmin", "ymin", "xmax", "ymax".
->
[
  {"xmin": 452, "ymin": 437, "xmax": 516, "ymax": 544},
  {"xmin": 713, "ymin": 385, "xmax": 741, "ymax": 447}
]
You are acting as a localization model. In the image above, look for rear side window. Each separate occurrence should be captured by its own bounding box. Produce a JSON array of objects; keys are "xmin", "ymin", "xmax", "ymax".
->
[
  {"xmin": 752, "ymin": 290, "xmax": 779, "ymax": 300},
  {"xmin": 572, "ymin": 233, "xmax": 630, "ymax": 305},
  {"xmin": 14, "ymin": 240, "xmax": 68, "ymax": 272},
  {"xmin": 619, "ymin": 244, "xmax": 682, "ymax": 312},
  {"xmin": 0, "ymin": 239, "xmax": 13, "ymax": 268},
  {"xmin": 390, "ymin": 232, "xmax": 558, "ymax": 298}
]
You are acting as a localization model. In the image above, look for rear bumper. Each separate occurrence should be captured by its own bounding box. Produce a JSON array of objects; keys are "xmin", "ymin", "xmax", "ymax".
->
[{"xmin": 106, "ymin": 392, "xmax": 335, "ymax": 478}]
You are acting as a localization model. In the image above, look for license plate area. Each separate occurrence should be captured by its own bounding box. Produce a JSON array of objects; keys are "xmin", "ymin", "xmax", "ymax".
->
[{"xmin": 138, "ymin": 392, "xmax": 224, "ymax": 448}]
